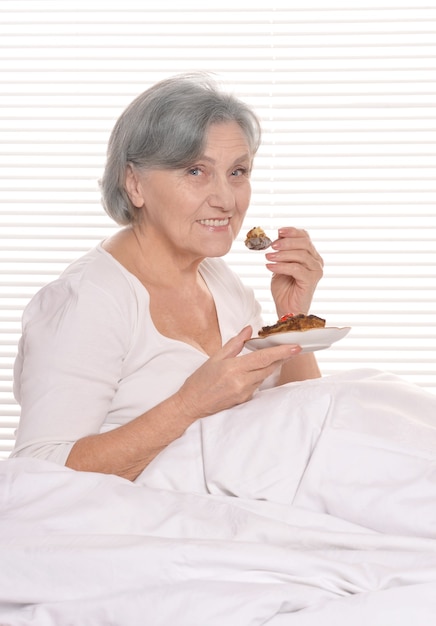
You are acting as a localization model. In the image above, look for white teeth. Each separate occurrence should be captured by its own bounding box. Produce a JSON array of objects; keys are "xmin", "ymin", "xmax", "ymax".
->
[{"xmin": 199, "ymin": 218, "xmax": 230, "ymax": 226}]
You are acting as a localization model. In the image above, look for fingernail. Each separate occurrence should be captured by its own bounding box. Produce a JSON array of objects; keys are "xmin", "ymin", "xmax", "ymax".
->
[{"xmin": 289, "ymin": 345, "xmax": 302, "ymax": 354}]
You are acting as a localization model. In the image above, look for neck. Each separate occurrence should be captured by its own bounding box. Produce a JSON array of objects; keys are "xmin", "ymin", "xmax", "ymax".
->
[{"xmin": 130, "ymin": 226, "xmax": 204, "ymax": 289}]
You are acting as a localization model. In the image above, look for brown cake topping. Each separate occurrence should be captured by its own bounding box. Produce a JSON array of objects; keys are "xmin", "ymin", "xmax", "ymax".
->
[
  {"xmin": 244, "ymin": 227, "xmax": 272, "ymax": 250},
  {"xmin": 258, "ymin": 313, "xmax": 326, "ymax": 337}
]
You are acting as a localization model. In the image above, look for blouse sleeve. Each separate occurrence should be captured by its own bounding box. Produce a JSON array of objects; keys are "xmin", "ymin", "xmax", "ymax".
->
[{"xmin": 11, "ymin": 268, "xmax": 134, "ymax": 465}]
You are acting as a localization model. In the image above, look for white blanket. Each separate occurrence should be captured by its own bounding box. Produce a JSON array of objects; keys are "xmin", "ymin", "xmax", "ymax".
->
[{"xmin": 1, "ymin": 369, "xmax": 436, "ymax": 625}]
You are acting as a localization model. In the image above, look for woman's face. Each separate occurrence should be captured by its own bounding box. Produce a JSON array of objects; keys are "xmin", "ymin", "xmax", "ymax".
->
[{"xmin": 126, "ymin": 121, "xmax": 253, "ymax": 262}]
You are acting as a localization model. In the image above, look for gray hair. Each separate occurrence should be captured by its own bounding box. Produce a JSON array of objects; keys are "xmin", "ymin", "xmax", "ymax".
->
[{"xmin": 99, "ymin": 73, "xmax": 262, "ymax": 225}]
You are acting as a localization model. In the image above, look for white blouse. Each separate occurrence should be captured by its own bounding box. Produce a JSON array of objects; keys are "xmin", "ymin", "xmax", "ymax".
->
[{"xmin": 11, "ymin": 244, "xmax": 270, "ymax": 464}]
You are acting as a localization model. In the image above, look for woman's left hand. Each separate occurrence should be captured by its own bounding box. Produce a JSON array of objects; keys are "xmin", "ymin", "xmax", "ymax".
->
[{"xmin": 265, "ymin": 227, "xmax": 324, "ymax": 316}]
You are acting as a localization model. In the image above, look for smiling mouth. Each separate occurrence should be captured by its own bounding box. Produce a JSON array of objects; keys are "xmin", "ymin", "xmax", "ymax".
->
[{"xmin": 198, "ymin": 218, "xmax": 230, "ymax": 227}]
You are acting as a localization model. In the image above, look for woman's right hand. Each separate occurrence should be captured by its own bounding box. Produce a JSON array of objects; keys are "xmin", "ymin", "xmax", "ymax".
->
[{"xmin": 174, "ymin": 326, "xmax": 301, "ymax": 422}]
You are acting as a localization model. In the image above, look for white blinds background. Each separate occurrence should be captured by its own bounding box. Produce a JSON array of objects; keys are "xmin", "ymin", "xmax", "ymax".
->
[{"xmin": 1, "ymin": 1, "xmax": 435, "ymax": 458}]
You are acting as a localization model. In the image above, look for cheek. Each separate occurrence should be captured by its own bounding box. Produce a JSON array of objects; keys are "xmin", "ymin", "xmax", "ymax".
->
[
  {"xmin": 238, "ymin": 187, "xmax": 251, "ymax": 214},
  {"xmin": 233, "ymin": 192, "xmax": 250, "ymax": 232}
]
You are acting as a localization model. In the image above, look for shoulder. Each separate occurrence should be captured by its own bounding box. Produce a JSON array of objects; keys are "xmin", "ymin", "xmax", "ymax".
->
[
  {"xmin": 22, "ymin": 245, "xmax": 140, "ymax": 330},
  {"xmin": 61, "ymin": 244, "xmax": 135, "ymax": 295}
]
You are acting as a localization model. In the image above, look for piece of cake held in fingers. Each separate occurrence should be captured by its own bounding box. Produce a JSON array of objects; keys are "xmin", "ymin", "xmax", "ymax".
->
[{"xmin": 244, "ymin": 227, "xmax": 272, "ymax": 250}]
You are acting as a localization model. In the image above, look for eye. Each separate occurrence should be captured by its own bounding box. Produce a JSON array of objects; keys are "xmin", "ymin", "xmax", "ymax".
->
[
  {"xmin": 231, "ymin": 167, "xmax": 249, "ymax": 177},
  {"xmin": 188, "ymin": 167, "xmax": 202, "ymax": 176}
]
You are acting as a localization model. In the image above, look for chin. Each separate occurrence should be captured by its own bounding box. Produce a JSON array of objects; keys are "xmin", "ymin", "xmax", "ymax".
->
[{"xmin": 201, "ymin": 240, "xmax": 232, "ymax": 258}]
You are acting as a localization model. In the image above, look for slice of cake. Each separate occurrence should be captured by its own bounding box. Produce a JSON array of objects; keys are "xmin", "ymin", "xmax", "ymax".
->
[{"xmin": 258, "ymin": 313, "xmax": 326, "ymax": 337}]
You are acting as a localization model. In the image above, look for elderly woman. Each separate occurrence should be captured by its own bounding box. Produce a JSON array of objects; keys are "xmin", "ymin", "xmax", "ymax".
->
[
  {"xmin": 11, "ymin": 74, "xmax": 324, "ymax": 481},
  {"xmin": 11, "ymin": 75, "xmax": 436, "ymax": 541}
]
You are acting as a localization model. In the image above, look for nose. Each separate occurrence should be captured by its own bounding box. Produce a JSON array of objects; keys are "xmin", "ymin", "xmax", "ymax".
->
[{"xmin": 207, "ymin": 175, "xmax": 236, "ymax": 212}]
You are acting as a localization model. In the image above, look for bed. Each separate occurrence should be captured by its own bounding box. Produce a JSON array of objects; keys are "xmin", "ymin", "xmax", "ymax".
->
[{"xmin": 2, "ymin": 368, "xmax": 436, "ymax": 625}]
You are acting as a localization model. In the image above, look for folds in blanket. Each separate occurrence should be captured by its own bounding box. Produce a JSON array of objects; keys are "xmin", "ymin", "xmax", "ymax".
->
[
  {"xmin": 201, "ymin": 368, "xmax": 436, "ymax": 538},
  {"xmin": 292, "ymin": 372, "xmax": 436, "ymax": 538},
  {"xmin": 200, "ymin": 384, "xmax": 332, "ymax": 504}
]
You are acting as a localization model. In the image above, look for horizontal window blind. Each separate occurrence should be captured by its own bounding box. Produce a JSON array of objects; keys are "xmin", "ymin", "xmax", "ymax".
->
[{"xmin": 1, "ymin": 1, "xmax": 435, "ymax": 458}]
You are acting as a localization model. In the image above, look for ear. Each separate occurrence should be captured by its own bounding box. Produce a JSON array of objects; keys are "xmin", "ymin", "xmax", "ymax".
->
[{"xmin": 125, "ymin": 163, "xmax": 145, "ymax": 208}]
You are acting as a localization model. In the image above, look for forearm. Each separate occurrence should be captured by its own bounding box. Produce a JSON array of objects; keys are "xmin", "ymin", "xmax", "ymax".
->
[
  {"xmin": 65, "ymin": 393, "xmax": 198, "ymax": 482},
  {"xmin": 276, "ymin": 351, "xmax": 321, "ymax": 386}
]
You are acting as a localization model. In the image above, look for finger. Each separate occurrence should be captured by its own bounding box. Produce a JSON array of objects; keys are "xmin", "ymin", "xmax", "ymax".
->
[
  {"xmin": 272, "ymin": 229, "xmax": 323, "ymax": 261},
  {"xmin": 215, "ymin": 325, "xmax": 253, "ymax": 359},
  {"xmin": 266, "ymin": 250, "xmax": 322, "ymax": 273},
  {"xmin": 241, "ymin": 346, "xmax": 302, "ymax": 391},
  {"xmin": 265, "ymin": 259, "xmax": 323, "ymax": 289},
  {"xmin": 272, "ymin": 227, "xmax": 309, "ymax": 245},
  {"xmin": 266, "ymin": 261, "xmax": 323, "ymax": 281},
  {"xmin": 277, "ymin": 226, "xmax": 303, "ymax": 239},
  {"xmin": 244, "ymin": 343, "xmax": 301, "ymax": 370},
  {"xmin": 271, "ymin": 236, "xmax": 321, "ymax": 259}
]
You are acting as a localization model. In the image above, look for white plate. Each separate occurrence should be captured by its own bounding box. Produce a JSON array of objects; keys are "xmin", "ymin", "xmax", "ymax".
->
[{"xmin": 244, "ymin": 326, "xmax": 351, "ymax": 353}]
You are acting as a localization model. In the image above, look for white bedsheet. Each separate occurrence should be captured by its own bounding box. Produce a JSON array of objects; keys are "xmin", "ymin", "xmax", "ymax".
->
[{"xmin": 1, "ymin": 369, "xmax": 436, "ymax": 625}]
